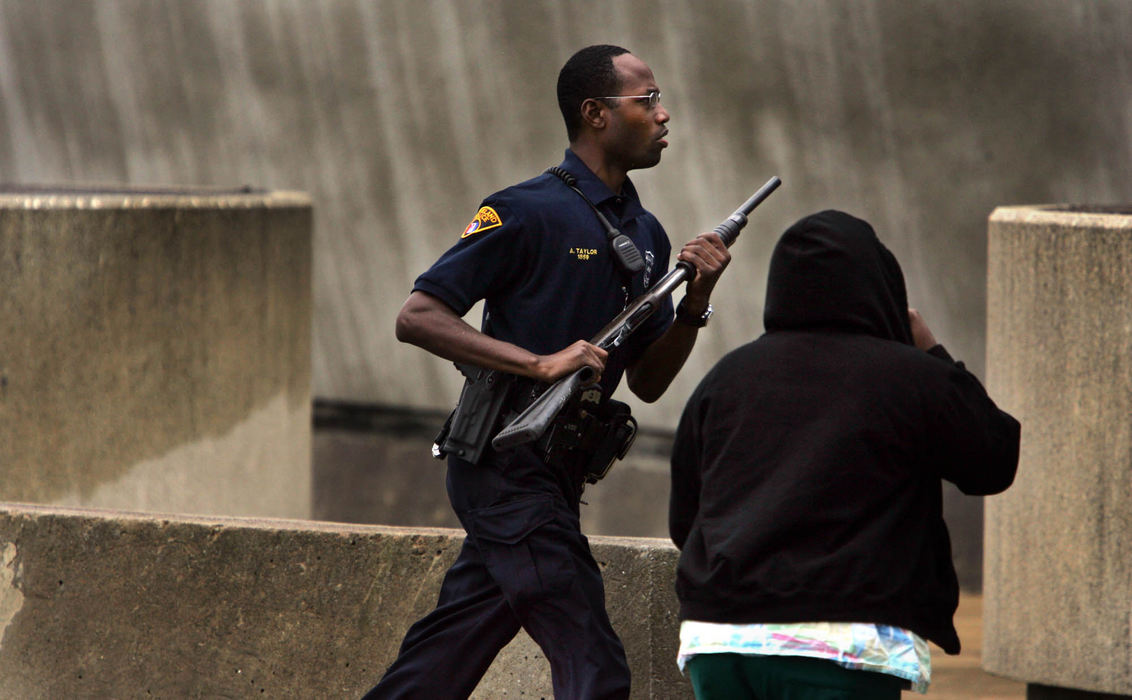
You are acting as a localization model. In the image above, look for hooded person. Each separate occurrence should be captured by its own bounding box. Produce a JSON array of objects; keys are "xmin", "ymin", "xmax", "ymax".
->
[{"xmin": 668, "ymin": 210, "xmax": 1020, "ymax": 699}]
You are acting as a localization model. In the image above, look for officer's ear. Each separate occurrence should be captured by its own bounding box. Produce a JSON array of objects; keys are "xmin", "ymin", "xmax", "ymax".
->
[{"xmin": 580, "ymin": 98, "xmax": 608, "ymax": 131}]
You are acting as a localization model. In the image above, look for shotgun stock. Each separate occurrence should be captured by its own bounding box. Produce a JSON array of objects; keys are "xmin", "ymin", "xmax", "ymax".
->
[{"xmin": 491, "ymin": 175, "xmax": 781, "ymax": 451}]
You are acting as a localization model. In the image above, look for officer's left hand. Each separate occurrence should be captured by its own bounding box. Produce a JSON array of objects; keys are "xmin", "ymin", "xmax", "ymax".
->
[{"xmin": 677, "ymin": 232, "xmax": 731, "ymax": 308}]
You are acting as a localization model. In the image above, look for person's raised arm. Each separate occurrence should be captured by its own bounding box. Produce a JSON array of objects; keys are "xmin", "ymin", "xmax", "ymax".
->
[
  {"xmin": 909, "ymin": 307, "xmax": 1020, "ymax": 495},
  {"xmin": 395, "ymin": 290, "xmax": 608, "ymax": 384}
]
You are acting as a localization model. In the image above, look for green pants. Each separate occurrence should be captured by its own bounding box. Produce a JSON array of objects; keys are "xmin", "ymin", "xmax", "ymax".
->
[{"xmin": 685, "ymin": 653, "xmax": 907, "ymax": 700}]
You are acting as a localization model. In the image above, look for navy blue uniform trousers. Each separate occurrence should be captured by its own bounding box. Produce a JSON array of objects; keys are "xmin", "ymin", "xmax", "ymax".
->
[{"xmin": 362, "ymin": 447, "xmax": 631, "ymax": 699}]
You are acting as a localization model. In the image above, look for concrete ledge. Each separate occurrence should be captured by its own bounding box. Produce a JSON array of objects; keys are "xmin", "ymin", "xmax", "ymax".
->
[{"xmin": 0, "ymin": 502, "xmax": 688, "ymax": 698}]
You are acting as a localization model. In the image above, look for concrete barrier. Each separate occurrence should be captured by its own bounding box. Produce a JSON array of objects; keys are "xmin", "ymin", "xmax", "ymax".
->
[
  {"xmin": 0, "ymin": 188, "xmax": 312, "ymax": 519},
  {"xmin": 0, "ymin": 502, "xmax": 689, "ymax": 699},
  {"xmin": 984, "ymin": 206, "xmax": 1132, "ymax": 697}
]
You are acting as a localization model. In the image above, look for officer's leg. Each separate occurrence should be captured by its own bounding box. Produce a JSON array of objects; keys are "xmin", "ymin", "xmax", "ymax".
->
[
  {"xmin": 467, "ymin": 493, "xmax": 631, "ymax": 700},
  {"xmin": 523, "ymin": 525, "xmax": 631, "ymax": 700},
  {"xmin": 361, "ymin": 537, "xmax": 521, "ymax": 700}
]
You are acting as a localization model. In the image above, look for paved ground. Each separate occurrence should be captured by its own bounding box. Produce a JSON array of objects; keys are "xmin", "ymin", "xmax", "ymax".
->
[{"xmin": 910, "ymin": 593, "xmax": 1025, "ymax": 699}]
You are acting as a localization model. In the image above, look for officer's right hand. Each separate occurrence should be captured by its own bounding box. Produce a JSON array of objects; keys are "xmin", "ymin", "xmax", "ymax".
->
[{"xmin": 533, "ymin": 340, "xmax": 607, "ymax": 384}]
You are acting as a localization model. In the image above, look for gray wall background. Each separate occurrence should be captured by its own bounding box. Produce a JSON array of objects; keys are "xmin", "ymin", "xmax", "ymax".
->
[{"xmin": 2, "ymin": 0, "xmax": 1129, "ymax": 429}]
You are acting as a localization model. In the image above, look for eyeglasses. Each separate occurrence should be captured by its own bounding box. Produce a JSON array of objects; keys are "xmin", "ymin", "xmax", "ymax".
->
[{"xmin": 595, "ymin": 90, "xmax": 661, "ymax": 109}]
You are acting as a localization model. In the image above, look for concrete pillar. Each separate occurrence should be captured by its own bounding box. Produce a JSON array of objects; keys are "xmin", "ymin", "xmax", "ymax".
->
[
  {"xmin": 984, "ymin": 206, "xmax": 1132, "ymax": 697},
  {"xmin": 0, "ymin": 187, "xmax": 312, "ymax": 519}
]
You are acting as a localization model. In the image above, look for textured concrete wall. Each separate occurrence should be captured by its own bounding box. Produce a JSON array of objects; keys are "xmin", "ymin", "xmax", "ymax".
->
[
  {"xmin": 0, "ymin": 190, "xmax": 312, "ymax": 519},
  {"xmin": 984, "ymin": 206, "xmax": 1132, "ymax": 695},
  {"xmin": 0, "ymin": 1, "xmax": 1129, "ymax": 427},
  {"xmin": 0, "ymin": 503, "xmax": 687, "ymax": 699},
  {"xmin": 313, "ymin": 405, "xmax": 989, "ymax": 590},
  {"xmin": 313, "ymin": 409, "xmax": 676, "ymax": 536}
]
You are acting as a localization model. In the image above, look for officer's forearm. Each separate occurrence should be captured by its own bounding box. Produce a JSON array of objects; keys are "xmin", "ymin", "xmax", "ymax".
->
[
  {"xmin": 625, "ymin": 322, "xmax": 700, "ymax": 403},
  {"xmin": 395, "ymin": 291, "xmax": 543, "ymax": 378}
]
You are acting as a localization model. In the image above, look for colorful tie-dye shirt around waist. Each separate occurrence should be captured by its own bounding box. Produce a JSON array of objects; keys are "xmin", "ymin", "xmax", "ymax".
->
[{"xmin": 677, "ymin": 620, "xmax": 932, "ymax": 693}]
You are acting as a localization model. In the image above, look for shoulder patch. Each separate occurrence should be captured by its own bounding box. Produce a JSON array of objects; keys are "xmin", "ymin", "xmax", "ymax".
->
[{"xmin": 462, "ymin": 206, "xmax": 503, "ymax": 238}]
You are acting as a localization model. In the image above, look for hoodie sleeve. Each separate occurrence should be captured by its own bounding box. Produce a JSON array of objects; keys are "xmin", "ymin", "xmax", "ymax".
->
[
  {"xmin": 669, "ymin": 381, "xmax": 706, "ymax": 550},
  {"xmin": 926, "ymin": 346, "xmax": 1021, "ymax": 495}
]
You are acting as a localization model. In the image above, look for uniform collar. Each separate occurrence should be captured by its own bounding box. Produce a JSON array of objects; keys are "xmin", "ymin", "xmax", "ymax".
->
[{"xmin": 559, "ymin": 149, "xmax": 647, "ymax": 219}]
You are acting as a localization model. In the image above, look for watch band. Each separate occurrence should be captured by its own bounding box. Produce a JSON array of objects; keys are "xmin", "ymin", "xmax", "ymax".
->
[{"xmin": 675, "ymin": 298, "xmax": 713, "ymax": 328}]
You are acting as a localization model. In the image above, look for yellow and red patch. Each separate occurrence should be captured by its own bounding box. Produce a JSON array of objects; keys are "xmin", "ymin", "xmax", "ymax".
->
[{"xmin": 462, "ymin": 206, "xmax": 503, "ymax": 238}]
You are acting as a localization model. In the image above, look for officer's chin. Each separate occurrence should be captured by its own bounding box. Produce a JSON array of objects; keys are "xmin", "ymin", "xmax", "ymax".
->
[{"xmin": 634, "ymin": 151, "xmax": 664, "ymax": 170}]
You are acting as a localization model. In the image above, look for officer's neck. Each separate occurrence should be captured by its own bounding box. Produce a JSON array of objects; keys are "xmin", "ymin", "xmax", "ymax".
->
[{"xmin": 570, "ymin": 141, "xmax": 627, "ymax": 195}]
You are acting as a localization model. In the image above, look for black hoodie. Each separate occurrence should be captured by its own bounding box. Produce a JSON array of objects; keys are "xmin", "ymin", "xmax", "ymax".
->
[{"xmin": 668, "ymin": 210, "xmax": 1020, "ymax": 654}]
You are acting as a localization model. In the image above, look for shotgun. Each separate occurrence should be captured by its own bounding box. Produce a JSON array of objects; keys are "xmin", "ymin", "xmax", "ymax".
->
[{"xmin": 491, "ymin": 175, "xmax": 782, "ymax": 451}]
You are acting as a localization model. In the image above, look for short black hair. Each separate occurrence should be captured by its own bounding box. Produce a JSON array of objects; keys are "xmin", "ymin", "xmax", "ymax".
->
[{"xmin": 557, "ymin": 44, "xmax": 630, "ymax": 142}]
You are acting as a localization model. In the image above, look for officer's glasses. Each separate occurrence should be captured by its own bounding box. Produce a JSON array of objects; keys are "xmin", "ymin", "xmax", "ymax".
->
[{"xmin": 595, "ymin": 90, "xmax": 661, "ymax": 110}]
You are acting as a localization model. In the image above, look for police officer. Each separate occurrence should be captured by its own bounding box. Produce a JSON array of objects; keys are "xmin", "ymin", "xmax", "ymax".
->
[{"xmin": 364, "ymin": 44, "xmax": 731, "ymax": 700}]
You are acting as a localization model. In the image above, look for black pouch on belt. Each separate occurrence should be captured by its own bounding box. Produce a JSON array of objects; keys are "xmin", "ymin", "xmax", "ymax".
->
[
  {"xmin": 539, "ymin": 390, "xmax": 637, "ymax": 485},
  {"xmin": 581, "ymin": 399, "xmax": 637, "ymax": 484}
]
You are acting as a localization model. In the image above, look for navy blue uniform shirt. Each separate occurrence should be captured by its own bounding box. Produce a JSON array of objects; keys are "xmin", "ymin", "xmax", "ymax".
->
[{"xmin": 414, "ymin": 149, "xmax": 675, "ymax": 397}]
